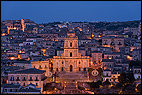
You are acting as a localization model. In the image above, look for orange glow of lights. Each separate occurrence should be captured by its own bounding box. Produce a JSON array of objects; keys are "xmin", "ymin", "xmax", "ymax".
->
[
  {"xmin": 19, "ymin": 51, "xmax": 22, "ymax": 53},
  {"xmin": 10, "ymin": 57, "xmax": 15, "ymax": 60},
  {"xmin": 6, "ymin": 80, "xmax": 8, "ymax": 84},
  {"xmin": 1, "ymin": 33, "xmax": 6, "ymax": 36},
  {"xmin": 109, "ymin": 57, "xmax": 112, "ymax": 59},
  {"xmin": 79, "ymin": 28, "xmax": 82, "ymax": 31},
  {"xmin": 127, "ymin": 56, "xmax": 132, "ymax": 60},
  {"xmin": 99, "ymin": 35, "xmax": 101, "ymax": 37},
  {"xmin": 14, "ymin": 27, "xmax": 16, "ymax": 29},
  {"xmin": 92, "ymin": 34, "xmax": 94, "ymax": 38}
]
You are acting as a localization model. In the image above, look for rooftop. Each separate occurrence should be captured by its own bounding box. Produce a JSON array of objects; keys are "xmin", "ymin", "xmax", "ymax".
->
[{"xmin": 9, "ymin": 68, "xmax": 46, "ymax": 74}]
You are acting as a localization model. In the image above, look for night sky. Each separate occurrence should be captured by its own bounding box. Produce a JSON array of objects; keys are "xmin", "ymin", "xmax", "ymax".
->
[{"xmin": 1, "ymin": 1, "xmax": 141, "ymax": 24}]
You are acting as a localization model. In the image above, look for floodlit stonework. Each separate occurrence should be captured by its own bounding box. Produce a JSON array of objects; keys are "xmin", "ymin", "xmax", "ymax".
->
[{"xmin": 53, "ymin": 31, "xmax": 90, "ymax": 73}]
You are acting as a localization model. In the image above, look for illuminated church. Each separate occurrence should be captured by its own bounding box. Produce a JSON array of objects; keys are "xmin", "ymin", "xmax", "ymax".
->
[{"xmin": 53, "ymin": 31, "xmax": 90, "ymax": 73}]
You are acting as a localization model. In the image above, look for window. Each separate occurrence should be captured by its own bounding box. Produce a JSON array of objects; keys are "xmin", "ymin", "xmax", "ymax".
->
[
  {"xmin": 23, "ymin": 83, "xmax": 25, "ymax": 86},
  {"xmin": 56, "ymin": 68, "xmax": 58, "ymax": 71},
  {"xmin": 62, "ymin": 61, "xmax": 64, "ymax": 64},
  {"xmin": 4, "ymin": 89, "xmax": 7, "ymax": 92},
  {"xmin": 45, "ymin": 65, "xmax": 47, "ymax": 68},
  {"xmin": 10, "ymin": 77, "xmax": 14, "ymax": 81},
  {"xmin": 70, "ymin": 42, "xmax": 72, "ymax": 47},
  {"xmin": 79, "ymin": 67, "xmax": 81, "ymax": 71},
  {"xmin": 35, "ymin": 77, "xmax": 38, "ymax": 81},
  {"xmin": 16, "ymin": 77, "xmax": 20, "ymax": 81},
  {"xmin": 23, "ymin": 77, "xmax": 26, "ymax": 81},
  {"xmin": 10, "ymin": 89, "xmax": 12, "ymax": 92},
  {"xmin": 39, "ymin": 65, "xmax": 42, "ymax": 69},
  {"xmin": 29, "ymin": 77, "xmax": 33, "ymax": 81},
  {"xmin": 79, "ymin": 62, "xmax": 80, "ymax": 64},
  {"xmin": 84, "ymin": 68, "xmax": 86, "ymax": 71},
  {"xmin": 36, "ymin": 83, "xmax": 38, "ymax": 86},
  {"xmin": 62, "ymin": 67, "xmax": 64, "ymax": 71},
  {"xmin": 70, "ymin": 52, "xmax": 72, "ymax": 57}
]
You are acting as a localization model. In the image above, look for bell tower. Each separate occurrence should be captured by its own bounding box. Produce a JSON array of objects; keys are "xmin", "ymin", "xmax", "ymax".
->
[{"xmin": 63, "ymin": 31, "xmax": 79, "ymax": 58}]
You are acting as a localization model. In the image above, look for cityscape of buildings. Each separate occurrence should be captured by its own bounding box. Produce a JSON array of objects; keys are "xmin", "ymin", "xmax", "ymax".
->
[{"xmin": 1, "ymin": 18, "xmax": 141, "ymax": 94}]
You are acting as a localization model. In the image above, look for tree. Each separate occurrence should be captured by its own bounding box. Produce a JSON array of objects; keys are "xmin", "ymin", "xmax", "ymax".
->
[
  {"xmin": 115, "ymin": 83, "xmax": 123, "ymax": 89},
  {"xmin": 87, "ymin": 81, "xmax": 100, "ymax": 89},
  {"xmin": 96, "ymin": 80, "xmax": 102, "ymax": 86},
  {"xmin": 118, "ymin": 71, "xmax": 127, "ymax": 85},
  {"xmin": 127, "ymin": 72, "xmax": 135, "ymax": 84}
]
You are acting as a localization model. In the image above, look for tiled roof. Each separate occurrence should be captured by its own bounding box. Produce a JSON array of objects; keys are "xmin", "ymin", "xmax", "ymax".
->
[
  {"xmin": 9, "ymin": 68, "xmax": 46, "ymax": 74},
  {"xmin": 2, "ymin": 83, "xmax": 21, "ymax": 88},
  {"xmin": 91, "ymin": 51, "xmax": 102, "ymax": 53},
  {"xmin": 104, "ymin": 69, "xmax": 111, "ymax": 71},
  {"xmin": 102, "ymin": 59, "xmax": 115, "ymax": 62},
  {"xmin": 18, "ymin": 87, "xmax": 40, "ymax": 92}
]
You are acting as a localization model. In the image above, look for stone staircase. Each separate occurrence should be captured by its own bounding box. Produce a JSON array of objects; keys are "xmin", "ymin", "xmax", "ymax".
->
[
  {"xmin": 61, "ymin": 82, "xmax": 82, "ymax": 94},
  {"xmin": 57, "ymin": 72, "xmax": 89, "ymax": 82}
]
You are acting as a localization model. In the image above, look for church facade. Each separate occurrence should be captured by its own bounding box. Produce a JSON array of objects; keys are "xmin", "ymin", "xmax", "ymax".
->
[{"xmin": 53, "ymin": 32, "xmax": 90, "ymax": 73}]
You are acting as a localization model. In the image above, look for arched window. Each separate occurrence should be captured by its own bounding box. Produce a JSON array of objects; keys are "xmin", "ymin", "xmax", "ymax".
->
[
  {"xmin": 39, "ymin": 65, "xmax": 42, "ymax": 69},
  {"xmin": 70, "ymin": 52, "xmax": 72, "ymax": 57},
  {"xmin": 70, "ymin": 42, "xmax": 72, "ymax": 47},
  {"xmin": 79, "ymin": 67, "xmax": 81, "ymax": 71},
  {"xmin": 84, "ymin": 68, "xmax": 86, "ymax": 71},
  {"xmin": 23, "ymin": 77, "xmax": 26, "ymax": 81},
  {"xmin": 79, "ymin": 62, "xmax": 80, "ymax": 64},
  {"xmin": 62, "ymin": 67, "xmax": 64, "ymax": 71},
  {"xmin": 45, "ymin": 65, "xmax": 47, "ymax": 68},
  {"xmin": 62, "ymin": 61, "xmax": 64, "ymax": 64},
  {"xmin": 56, "ymin": 68, "xmax": 58, "ymax": 71},
  {"xmin": 29, "ymin": 77, "xmax": 33, "ymax": 81},
  {"xmin": 23, "ymin": 83, "xmax": 25, "ymax": 86}
]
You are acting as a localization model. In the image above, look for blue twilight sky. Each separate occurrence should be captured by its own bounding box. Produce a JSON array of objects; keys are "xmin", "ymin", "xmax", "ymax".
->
[{"xmin": 1, "ymin": 1, "xmax": 141, "ymax": 24}]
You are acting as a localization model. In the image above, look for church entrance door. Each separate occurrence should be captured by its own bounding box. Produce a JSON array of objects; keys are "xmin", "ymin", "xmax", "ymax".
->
[{"xmin": 70, "ymin": 65, "xmax": 73, "ymax": 72}]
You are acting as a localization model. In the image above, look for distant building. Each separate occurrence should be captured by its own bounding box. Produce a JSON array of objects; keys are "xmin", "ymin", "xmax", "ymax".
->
[
  {"xmin": 1, "ymin": 83, "xmax": 41, "ymax": 94},
  {"xmin": 8, "ymin": 68, "xmax": 47, "ymax": 92},
  {"xmin": 102, "ymin": 36, "xmax": 124, "ymax": 52},
  {"xmin": 133, "ymin": 66, "xmax": 141, "ymax": 80}
]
